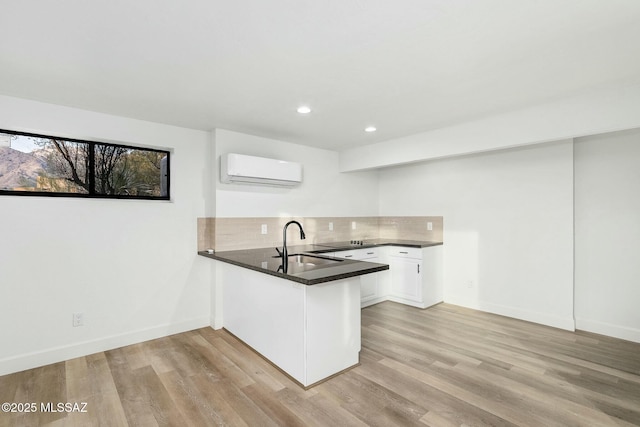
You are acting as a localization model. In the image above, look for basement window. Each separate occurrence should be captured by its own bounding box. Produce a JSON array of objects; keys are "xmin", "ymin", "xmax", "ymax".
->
[{"xmin": 0, "ymin": 129, "xmax": 170, "ymax": 200}]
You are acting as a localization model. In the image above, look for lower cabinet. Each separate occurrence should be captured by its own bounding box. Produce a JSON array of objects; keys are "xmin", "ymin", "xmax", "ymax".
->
[
  {"xmin": 333, "ymin": 245, "xmax": 443, "ymax": 309},
  {"xmin": 389, "ymin": 256, "xmax": 422, "ymax": 303},
  {"xmin": 333, "ymin": 248, "xmax": 385, "ymax": 308},
  {"xmin": 387, "ymin": 245, "xmax": 443, "ymax": 308},
  {"xmin": 360, "ymin": 273, "xmax": 378, "ymax": 303}
]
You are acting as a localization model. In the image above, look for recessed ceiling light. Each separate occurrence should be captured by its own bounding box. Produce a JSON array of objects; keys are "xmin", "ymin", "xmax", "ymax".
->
[
  {"xmin": 365, "ymin": 126, "xmax": 377, "ymax": 132},
  {"xmin": 297, "ymin": 106, "xmax": 311, "ymax": 114}
]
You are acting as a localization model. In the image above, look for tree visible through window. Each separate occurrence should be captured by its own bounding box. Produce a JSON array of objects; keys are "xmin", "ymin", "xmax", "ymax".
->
[{"xmin": 0, "ymin": 129, "xmax": 169, "ymax": 199}]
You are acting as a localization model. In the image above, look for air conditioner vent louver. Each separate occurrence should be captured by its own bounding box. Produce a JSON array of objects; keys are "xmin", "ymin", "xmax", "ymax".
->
[{"xmin": 221, "ymin": 153, "xmax": 302, "ymax": 187}]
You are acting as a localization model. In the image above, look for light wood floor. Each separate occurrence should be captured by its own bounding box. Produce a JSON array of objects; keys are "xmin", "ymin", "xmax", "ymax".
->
[{"xmin": 1, "ymin": 302, "xmax": 639, "ymax": 427}]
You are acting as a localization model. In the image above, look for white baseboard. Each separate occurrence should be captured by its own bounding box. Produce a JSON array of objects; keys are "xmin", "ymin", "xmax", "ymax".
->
[
  {"xmin": 575, "ymin": 318, "xmax": 640, "ymax": 343},
  {"xmin": 386, "ymin": 296, "xmax": 428, "ymax": 309},
  {"xmin": 361, "ymin": 296, "xmax": 388, "ymax": 308},
  {"xmin": 0, "ymin": 317, "xmax": 210, "ymax": 377},
  {"xmin": 444, "ymin": 295, "xmax": 576, "ymax": 331},
  {"xmin": 210, "ymin": 315, "xmax": 223, "ymax": 330}
]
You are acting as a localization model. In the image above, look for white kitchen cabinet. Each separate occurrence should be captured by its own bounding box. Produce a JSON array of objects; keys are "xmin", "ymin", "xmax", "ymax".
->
[
  {"xmin": 389, "ymin": 256, "xmax": 422, "ymax": 303},
  {"xmin": 332, "ymin": 244, "xmax": 443, "ymax": 309},
  {"xmin": 333, "ymin": 248, "xmax": 385, "ymax": 307},
  {"xmin": 387, "ymin": 245, "xmax": 443, "ymax": 309},
  {"xmin": 357, "ymin": 249, "xmax": 384, "ymax": 307}
]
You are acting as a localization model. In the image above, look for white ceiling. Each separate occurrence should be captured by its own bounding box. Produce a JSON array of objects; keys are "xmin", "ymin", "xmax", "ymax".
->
[{"xmin": 1, "ymin": 0, "xmax": 640, "ymax": 151}]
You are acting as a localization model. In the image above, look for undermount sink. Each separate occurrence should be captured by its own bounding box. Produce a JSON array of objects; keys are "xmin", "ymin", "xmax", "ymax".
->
[{"xmin": 272, "ymin": 254, "xmax": 344, "ymax": 267}]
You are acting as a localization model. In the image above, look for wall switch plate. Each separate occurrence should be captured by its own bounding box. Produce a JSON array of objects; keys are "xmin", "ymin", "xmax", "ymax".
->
[
  {"xmin": 329, "ymin": 222, "xmax": 333, "ymax": 231},
  {"xmin": 72, "ymin": 312, "xmax": 84, "ymax": 327},
  {"xmin": 351, "ymin": 221, "xmax": 356, "ymax": 230},
  {"xmin": 427, "ymin": 222, "xmax": 433, "ymax": 231},
  {"xmin": 466, "ymin": 280, "xmax": 473, "ymax": 289},
  {"xmin": 261, "ymin": 224, "xmax": 268, "ymax": 234}
]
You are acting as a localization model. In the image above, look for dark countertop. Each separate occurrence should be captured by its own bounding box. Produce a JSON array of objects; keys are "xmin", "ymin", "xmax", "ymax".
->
[
  {"xmin": 198, "ymin": 239, "xmax": 442, "ymax": 286},
  {"xmin": 306, "ymin": 239, "xmax": 443, "ymax": 253}
]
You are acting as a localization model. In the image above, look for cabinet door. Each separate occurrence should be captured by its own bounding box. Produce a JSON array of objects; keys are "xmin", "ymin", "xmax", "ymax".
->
[
  {"xmin": 359, "ymin": 258, "xmax": 378, "ymax": 303},
  {"xmin": 389, "ymin": 257, "xmax": 422, "ymax": 302},
  {"xmin": 334, "ymin": 249, "xmax": 380, "ymax": 306},
  {"xmin": 355, "ymin": 250, "xmax": 380, "ymax": 305}
]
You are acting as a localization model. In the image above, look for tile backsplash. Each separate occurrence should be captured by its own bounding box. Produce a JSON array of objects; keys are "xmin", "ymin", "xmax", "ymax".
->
[
  {"xmin": 378, "ymin": 216, "xmax": 443, "ymax": 242},
  {"xmin": 197, "ymin": 216, "xmax": 443, "ymax": 252},
  {"xmin": 197, "ymin": 217, "xmax": 216, "ymax": 252}
]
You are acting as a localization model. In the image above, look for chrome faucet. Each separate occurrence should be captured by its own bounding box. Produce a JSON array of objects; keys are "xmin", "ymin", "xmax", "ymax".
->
[{"xmin": 278, "ymin": 220, "xmax": 306, "ymax": 273}]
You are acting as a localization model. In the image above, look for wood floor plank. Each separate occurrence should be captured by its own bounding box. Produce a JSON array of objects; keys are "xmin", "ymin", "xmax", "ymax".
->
[
  {"xmin": 185, "ymin": 330, "xmax": 257, "ymax": 389},
  {"xmin": 134, "ymin": 365, "xmax": 185, "ymax": 427},
  {"xmin": 2, "ymin": 302, "xmax": 639, "ymax": 427},
  {"xmin": 377, "ymin": 357, "xmax": 559, "ymax": 426},
  {"xmin": 105, "ymin": 347, "xmax": 158, "ymax": 427},
  {"xmin": 242, "ymin": 381, "xmax": 308, "ymax": 427},
  {"xmin": 15, "ymin": 363, "xmax": 66, "ymax": 426},
  {"xmin": 451, "ymin": 360, "xmax": 637, "ymax": 427},
  {"xmin": 83, "ymin": 353, "xmax": 129, "ymax": 427},
  {"xmin": 355, "ymin": 357, "xmax": 518, "ymax": 427},
  {"xmin": 485, "ymin": 363, "xmax": 640, "ymax": 424},
  {"xmin": 277, "ymin": 387, "xmax": 368, "ymax": 427},
  {"xmin": 202, "ymin": 377, "xmax": 277, "ymax": 427},
  {"xmin": 63, "ymin": 357, "xmax": 100, "ymax": 427},
  {"xmin": 157, "ymin": 369, "xmax": 219, "ymax": 427},
  {"xmin": 317, "ymin": 370, "xmax": 427, "ymax": 426}
]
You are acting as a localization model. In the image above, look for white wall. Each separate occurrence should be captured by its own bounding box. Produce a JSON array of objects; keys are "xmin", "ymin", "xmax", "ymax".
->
[
  {"xmin": 214, "ymin": 129, "xmax": 378, "ymax": 217},
  {"xmin": 0, "ymin": 95, "xmax": 213, "ymax": 375},
  {"xmin": 574, "ymin": 128, "xmax": 640, "ymax": 342},
  {"xmin": 340, "ymin": 83, "xmax": 640, "ymax": 171},
  {"xmin": 378, "ymin": 141, "xmax": 575, "ymax": 330}
]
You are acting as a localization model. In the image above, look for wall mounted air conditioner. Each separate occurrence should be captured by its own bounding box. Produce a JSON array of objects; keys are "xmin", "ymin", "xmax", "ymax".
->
[{"xmin": 221, "ymin": 153, "xmax": 302, "ymax": 187}]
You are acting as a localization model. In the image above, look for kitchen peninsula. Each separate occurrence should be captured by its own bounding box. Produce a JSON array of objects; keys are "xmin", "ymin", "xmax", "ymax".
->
[{"xmin": 199, "ymin": 239, "xmax": 442, "ymax": 388}]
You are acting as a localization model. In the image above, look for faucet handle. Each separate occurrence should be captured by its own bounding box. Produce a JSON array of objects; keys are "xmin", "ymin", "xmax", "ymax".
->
[{"xmin": 275, "ymin": 247, "xmax": 283, "ymax": 257}]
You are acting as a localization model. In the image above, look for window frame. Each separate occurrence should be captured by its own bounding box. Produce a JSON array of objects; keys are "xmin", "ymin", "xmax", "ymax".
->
[{"xmin": 0, "ymin": 128, "xmax": 171, "ymax": 201}]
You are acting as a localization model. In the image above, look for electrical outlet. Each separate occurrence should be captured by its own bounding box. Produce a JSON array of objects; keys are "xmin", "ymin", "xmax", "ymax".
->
[
  {"xmin": 351, "ymin": 221, "xmax": 356, "ymax": 230},
  {"xmin": 261, "ymin": 224, "xmax": 268, "ymax": 234},
  {"xmin": 427, "ymin": 222, "xmax": 433, "ymax": 231},
  {"xmin": 329, "ymin": 222, "xmax": 333, "ymax": 231},
  {"xmin": 72, "ymin": 312, "xmax": 84, "ymax": 327}
]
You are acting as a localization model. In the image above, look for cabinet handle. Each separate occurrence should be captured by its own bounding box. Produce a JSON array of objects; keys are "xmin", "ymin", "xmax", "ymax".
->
[
  {"xmin": 367, "ymin": 252, "xmax": 374, "ymax": 255},
  {"xmin": 345, "ymin": 255, "xmax": 353, "ymax": 258},
  {"xmin": 399, "ymin": 251, "xmax": 409, "ymax": 254},
  {"xmin": 417, "ymin": 264, "xmax": 420, "ymax": 274}
]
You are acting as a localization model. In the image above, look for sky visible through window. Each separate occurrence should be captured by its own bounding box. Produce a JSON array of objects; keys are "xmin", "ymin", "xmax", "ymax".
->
[{"xmin": 6, "ymin": 135, "xmax": 38, "ymax": 153}]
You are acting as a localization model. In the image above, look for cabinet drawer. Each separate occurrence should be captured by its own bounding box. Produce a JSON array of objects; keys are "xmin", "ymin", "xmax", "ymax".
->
[
  {"xmin": 334, "ymin": 248, "xmax": 379, "ymax": 260},
  {"xmin": 334, "ymin": 250, "xmax": 356, "ymax": 259},
  {"xmin": 388, "ymin": 246, "xmax": 422, "ymax": 259},
  {"xmin": 356, "ymin": 248, "xmax": 379, "ymax": 259}
]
